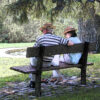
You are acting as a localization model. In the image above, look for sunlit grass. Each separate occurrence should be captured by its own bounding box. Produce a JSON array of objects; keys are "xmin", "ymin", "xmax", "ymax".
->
[
  {"xmin": 0, "ymin": 43, "xmax": 34, "ymax": 48},
  {"xmin": 0, "ymin": 54, "xmax": 100, "ymax": 88},
  {"xmin": 0, "ymin": 58, "xmax": 29, "ymax": 77},
  {"xmin": 0, "ymin": 57, "xmax": 52, "ymax": 87},
  {"xmin": 0, "ymin": 58, "xmax": 29, "ymax": 88}
]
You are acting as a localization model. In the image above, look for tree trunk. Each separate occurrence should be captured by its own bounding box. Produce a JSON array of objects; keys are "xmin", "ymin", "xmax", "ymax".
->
[
  {"xmin": 78, "ymin": 17, "xmax": 100, "ymax": 53},
  {"xmin": 94, "ymin": 15, "xmax": 100, "ymax": 53},
  {"xmin": 78, "ymin": 6, "xmax": 99, "ymax": 53},
  {"xmin": 78, "ymin": 18, "xmax": 97, "ymax": 42}
]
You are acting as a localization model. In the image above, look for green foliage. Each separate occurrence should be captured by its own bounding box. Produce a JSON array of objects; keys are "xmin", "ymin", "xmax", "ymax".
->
[
  {"xmin": 6, "ymin": 0, "xmax": 100, "ymax": 23},
  {"xmin": 1, "ymin": 0, "xmax": 100, "ymax": 43},
  {"xmin": 0, "ymin": 0, "xmax": 9, "ymax": 43},
  {"xmin": 6, "ymin": 0, "xmax": 46, "ymax": 24},
  {"xmin": 2, "ymin": 17, "xmax": 42, "ymax": 43},
  {"xmin": 95, "ymin": 2, "xmax": 100, "ymax": 15},
  {"xmin": 2, "ymin": 13, "xmax": 78, "ymax": 43}
]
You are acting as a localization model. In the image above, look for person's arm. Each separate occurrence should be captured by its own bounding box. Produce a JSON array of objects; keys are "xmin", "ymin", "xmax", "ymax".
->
[
  {"xmin": 60, "ymin": 37, "xmax": 74, "ymax": 46},
  {"xmin": 34, "ymin": 38, "xmax": 40, "ymax": 47},
  {"xmin": 67, "ymin": 40, "xmax": 74, "ymax": 46}
]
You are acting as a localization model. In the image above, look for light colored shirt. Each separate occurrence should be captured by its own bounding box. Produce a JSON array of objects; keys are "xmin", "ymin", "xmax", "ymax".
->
[
  {"xmin": 34, "ymin": 33, "xmax": 68, "ymax": 62},
  {"xmin": 68, "ymin": 37, "xmax": 82, "ymax": 64}
]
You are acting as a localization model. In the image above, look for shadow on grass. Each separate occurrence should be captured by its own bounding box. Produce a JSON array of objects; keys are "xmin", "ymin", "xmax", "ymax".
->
[
  {"xmin": 0, "ymin": 71, "xmax": 52, "ymax": 88},
  {"xmin": 0, "ymin": 74, "xmax": 29, "ymax": 88},
  {"xmin": 40, "ymin": 87, "xmax": 100, "ymax": 100},
  {"xmin": 0, "ymin": 71, "xmax": 100, "ymax": 100}
]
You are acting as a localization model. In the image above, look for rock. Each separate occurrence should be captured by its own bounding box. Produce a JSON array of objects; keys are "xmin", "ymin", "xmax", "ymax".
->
[
  {"xmin": 1, "ymin": 76, "xmax": 100, "ymax": 100},
  {"xmin": 59, "ymin": 79, "xmax": 68, "ymax": 85},
  {"xmin": 29, "ymin": 96, "xmax": 36, "ymax": 99},
  {"xmin": 70, "ymin": 76, "xmax": 77, "ymax": 80},
  {"xmin": 79, "ymin": 84, "xmax": 86, "ymax": 87},
  {"xmin": 94, "ymin": 85, "xmax": 99, "ymax": 88}
]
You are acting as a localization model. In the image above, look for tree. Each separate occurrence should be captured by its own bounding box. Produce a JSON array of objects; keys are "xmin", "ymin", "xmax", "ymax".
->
[
  {"xmin": 78, "ymin": 2, "xmax": 100, "ymax": 52},
  {"xmin": 0, "ymin": 1, "xmax": 9, "ymax": 43},
  {"xmin": 6, "ymin": 0, "xmax": 99, "ymax": 23},
  {"xmin": 5, "ymin": 0, "xmax": 100, "ymax": 52}
]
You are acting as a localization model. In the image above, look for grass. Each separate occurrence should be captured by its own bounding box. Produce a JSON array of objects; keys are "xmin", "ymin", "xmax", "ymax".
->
[
  {"xmin": 39, "ymin": 87, "xmax": 100, "ymax": 100},
  {"xmin": 0, "ymin": 57, "xmax": 52, "ymax": 88},
  {"xmin": 0, "ymin": 43, "xmax": 33, "ymax": 48},
  {"xmin": 0, "ymin": 58, "xmax": 29, "ymax": 88},
  {"xmin": 0, "ymin": 54, "xmax": 100, "ymax": 88}
]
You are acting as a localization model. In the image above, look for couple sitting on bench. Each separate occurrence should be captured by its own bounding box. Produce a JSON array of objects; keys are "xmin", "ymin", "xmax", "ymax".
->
[{"xmin": 29, "ymin": 23, "xmax": 82, "ymax": 88}]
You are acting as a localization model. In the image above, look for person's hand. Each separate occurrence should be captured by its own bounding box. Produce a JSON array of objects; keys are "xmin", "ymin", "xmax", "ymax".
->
[{"xmin": 67, "ymin": 40, "xmax": 74, "ymax": 46}]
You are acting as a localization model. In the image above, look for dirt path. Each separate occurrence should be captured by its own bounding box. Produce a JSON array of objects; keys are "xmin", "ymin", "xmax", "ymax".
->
[{"xmin": 0, "ymin": 48, "xmax": 26, "ymax": 58}]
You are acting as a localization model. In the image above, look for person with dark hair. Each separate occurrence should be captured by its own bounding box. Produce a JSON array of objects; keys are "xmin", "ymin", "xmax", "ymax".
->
[{"xmin": 60, "ymin": 27, "xmax": 82, "ymax": 64}]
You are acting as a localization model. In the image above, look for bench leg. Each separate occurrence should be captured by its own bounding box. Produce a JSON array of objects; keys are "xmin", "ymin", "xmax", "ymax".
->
[
  {"xmin": 35, "ymin": 72, "xmax": 41, "ymax": 97},
  {"xmin": 81, "ymin": 67, "xmax": 86, "ymax": 85}
]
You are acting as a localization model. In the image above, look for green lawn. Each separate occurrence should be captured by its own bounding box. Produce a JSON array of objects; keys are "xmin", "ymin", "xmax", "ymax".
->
[
  {"xmin": 0, "ymin": 54, "xmax": 100, "ymax": 88},
  {"xmin": 0, "ymin": 43, "xmax": 33, "ymax": 48},
  {"xmin": 0, "ymin": 58, "xmax": 29, "ymax": 88},
  {"xmin": 0, "ymin": 57, "xmax": 52, "ymax": 88}
]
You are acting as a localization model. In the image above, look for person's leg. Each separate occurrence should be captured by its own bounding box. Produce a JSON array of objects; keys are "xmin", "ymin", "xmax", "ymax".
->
[
  {"xmin": 51, "ymin": 55, "xmax": 63, "ymax": 82},
  {"xmin": 29, "ymin": 60, "xmax": 52, "ymax": 87},
  {"xmin": 52, "ymin": 70, "xmax": 60, "ymax": 77},
  {"xmin": 59, "ymin": 55, "xmax": 65, "ymax": 62},
  {"xmin": 51, "ymin": 55, "xmax": 60, "ymax": 77},
  {"xmin": 52, "ymin": 54, "xmax": 71, "ymax": 82},
  {"xmin": 63, "ymin": 54, "xmax": 71, "ymax": 64},
  {"xmin": 29, "ymin": 57, "xmax": 37, "ymax": 88},
  {"xmin": 43, "ymin": 61, "xmax": 62, "ymax": 82},
  {"xmin": 29, "ymin": 74, "xmax": 35, "ymax": 88}
]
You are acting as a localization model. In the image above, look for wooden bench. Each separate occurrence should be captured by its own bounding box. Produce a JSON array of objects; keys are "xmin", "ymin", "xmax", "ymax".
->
[{"xmin": 10, "ymin": 42, "xmax": 96, "ymax": 97}]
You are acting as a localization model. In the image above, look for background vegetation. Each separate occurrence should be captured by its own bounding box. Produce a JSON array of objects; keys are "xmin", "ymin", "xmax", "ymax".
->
[{"xmin": 0, "ymin": 1, "xmax": 100, "ymax": 45}]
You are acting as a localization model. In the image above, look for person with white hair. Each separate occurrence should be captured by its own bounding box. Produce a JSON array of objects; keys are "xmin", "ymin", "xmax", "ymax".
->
[{"xmin": 29, "ymin": 23, "xmax": 74, "ymax": 88}]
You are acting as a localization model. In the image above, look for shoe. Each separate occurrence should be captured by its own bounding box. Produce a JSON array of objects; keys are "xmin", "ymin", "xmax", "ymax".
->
[
  {"xmin": 41, "ymin": 79, "xmax": 48, "ymax": 83},
  {"xmin": 29, "ymin": 81, "xmax": 35, "ymax": 88},
  {"xmin": 58, "ymin": 77, "xmax": 63, "ymax": 82},
  {"xmin": 50, "ymin": 77, "xmax": 63, "ymax": 82},
  {"xmin": 50, "ymin": 77, "xmax": 57, "ymax": 82}
]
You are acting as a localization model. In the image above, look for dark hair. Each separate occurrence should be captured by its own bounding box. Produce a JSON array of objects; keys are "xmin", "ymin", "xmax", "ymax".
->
[{"xmin": 67, "ymin": 30, "xmax": 77, "ymax": 37}]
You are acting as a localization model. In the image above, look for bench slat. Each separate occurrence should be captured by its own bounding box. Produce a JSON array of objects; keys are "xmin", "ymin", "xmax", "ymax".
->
[
  {"xmin": 10, "ymin": 62, "xmax": 93, "ymax": 74},
  {"xmin": 26, "ymin": 43, "xmax": 96, "ymax": 57}
]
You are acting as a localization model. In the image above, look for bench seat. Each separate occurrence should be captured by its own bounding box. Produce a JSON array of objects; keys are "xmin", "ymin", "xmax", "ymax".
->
[{"xmin": 10, "ymin": 62, "xmax": 93, "ymax": 74}]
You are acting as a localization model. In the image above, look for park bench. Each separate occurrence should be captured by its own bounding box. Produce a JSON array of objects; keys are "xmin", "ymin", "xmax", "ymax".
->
[{"xmin": 10, "ymin": 42, "xmax": 96, "ymax": 97}]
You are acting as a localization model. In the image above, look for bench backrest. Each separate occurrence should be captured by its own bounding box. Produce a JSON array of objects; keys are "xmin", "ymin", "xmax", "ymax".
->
[
  {"xmin": 26, "ymin": 42, "xmax": 96, "ymax": 97},
  {"xmin": 26, "ymin": 42, "xmax": 96, "ymax": 58}
]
